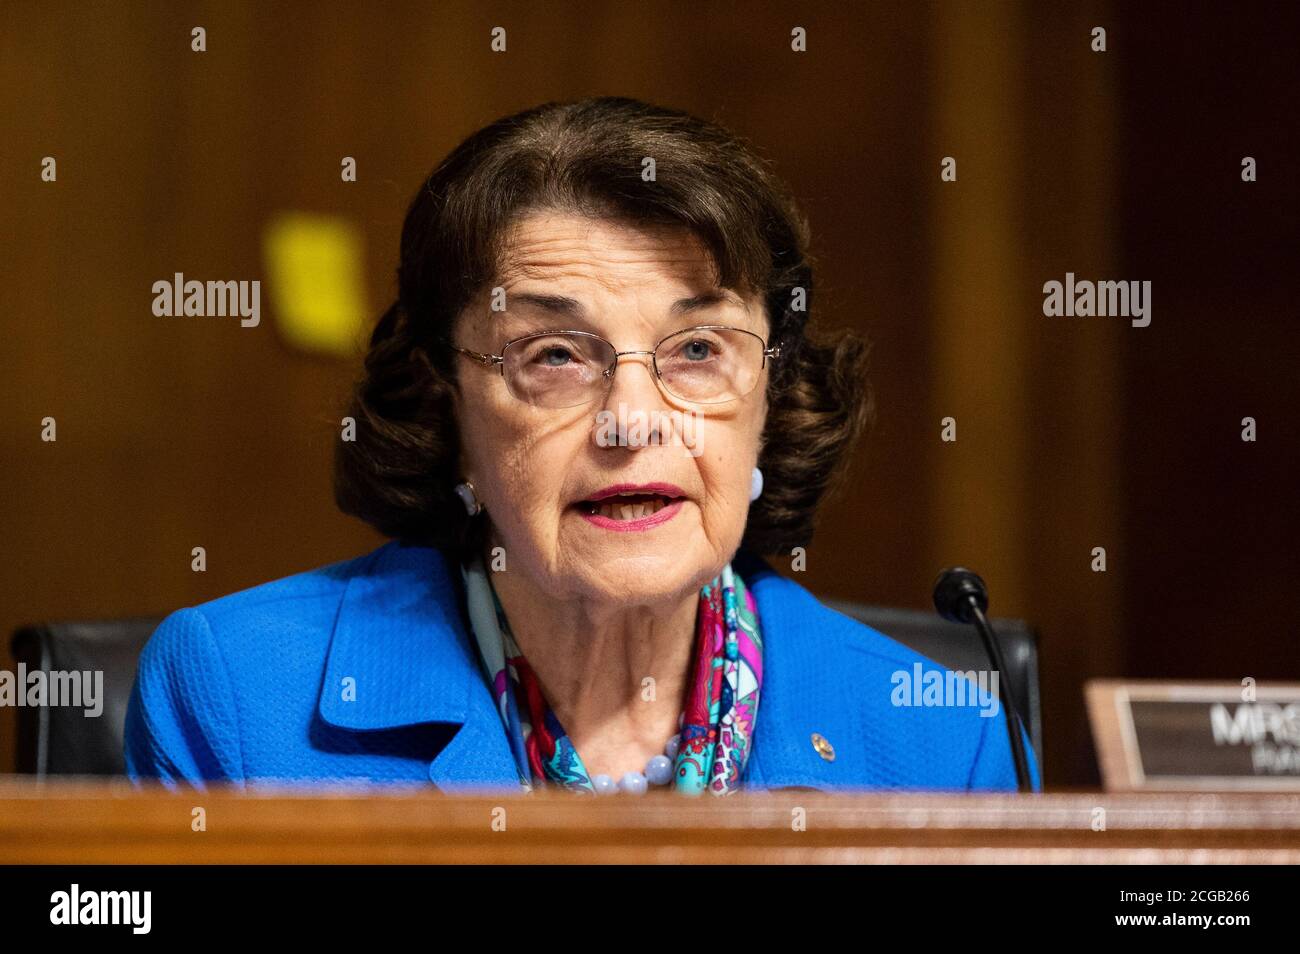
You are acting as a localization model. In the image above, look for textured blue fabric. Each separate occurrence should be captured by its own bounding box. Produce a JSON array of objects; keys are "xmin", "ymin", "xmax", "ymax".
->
[{"xmin": 124, "ymin": 541, "xmax": 1041, "ymax": 794}]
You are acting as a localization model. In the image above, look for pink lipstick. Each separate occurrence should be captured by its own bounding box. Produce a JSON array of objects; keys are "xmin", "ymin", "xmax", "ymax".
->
[{"xmin": 574, "ymin": 482, "xmax": 687, "ymax": 532}]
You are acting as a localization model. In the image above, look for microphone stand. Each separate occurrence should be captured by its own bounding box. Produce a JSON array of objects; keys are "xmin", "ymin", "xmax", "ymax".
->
[
  {"xmin": 933, "ymin": 568, "xmax": 1034, "ymax": 793},
  {"xmin": 965, "ymin": 598, "xmax": 1032, "ymax": 793}
]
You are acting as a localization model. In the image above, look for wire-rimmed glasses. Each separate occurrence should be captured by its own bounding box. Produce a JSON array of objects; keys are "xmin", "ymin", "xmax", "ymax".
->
[{"xmin": 446, "ymin": 325, "xmax": 781, "ymax": 409}]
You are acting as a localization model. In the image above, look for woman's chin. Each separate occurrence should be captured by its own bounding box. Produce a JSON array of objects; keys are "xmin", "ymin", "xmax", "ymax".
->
[
  {"xmin": 552, "ymin": 506, "xmax": 727, "ymax": 601},
  {"xmin": 565, "ymin": 551, "xmax": 707, "ymax": 606}
]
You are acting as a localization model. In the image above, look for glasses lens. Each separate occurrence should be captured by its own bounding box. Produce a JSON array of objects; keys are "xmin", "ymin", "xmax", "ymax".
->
[
  {"xmin": 502, "ymin": 333, "xmax": 616, "ymax": 408},
  {"xmin": 655, "ymin": 327, "xmax": 764, "ymax": 404}
]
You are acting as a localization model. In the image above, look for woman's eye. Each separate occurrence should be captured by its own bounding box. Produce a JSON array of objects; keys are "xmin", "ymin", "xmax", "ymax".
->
[
  {"xmin": 537, "ymin": 346, "xmax": 574, "ymax": 366},
  {"xmin": 682, "ymin": 339, "xmax": 716, "ymax": 360}
]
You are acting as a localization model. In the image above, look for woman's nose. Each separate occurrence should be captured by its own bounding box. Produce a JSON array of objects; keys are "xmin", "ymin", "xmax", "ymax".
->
[
  {"xmin": 604, "ymin": 352, "xmax": 666, "ymax": 404},
  {"xmin": 594, "ymin": 352, "xmax": 670, "ymax": 448}
]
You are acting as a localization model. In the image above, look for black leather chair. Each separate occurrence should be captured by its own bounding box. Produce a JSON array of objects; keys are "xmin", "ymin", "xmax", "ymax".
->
[
  {"xmin": 10, "ymin": 604, "xmax": 1042, "ymax": 780},
  {"xmin": 823, "ymin": 600, "xmax": 1043, "ymax": 772},
  {"xmin": 10, "ymin": 618, "xmax": 162, "ymax": 777}
]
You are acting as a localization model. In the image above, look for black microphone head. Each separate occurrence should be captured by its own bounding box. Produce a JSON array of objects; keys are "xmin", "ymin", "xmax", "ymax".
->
[{"xmin": 932, "ymin": 567, "xmax": 989, "ymax": 624}]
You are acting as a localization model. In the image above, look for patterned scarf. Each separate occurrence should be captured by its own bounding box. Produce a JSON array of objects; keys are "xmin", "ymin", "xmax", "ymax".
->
[{"xmin": 460, "ymin": 553, "xmax": 764, "ymax": 796}]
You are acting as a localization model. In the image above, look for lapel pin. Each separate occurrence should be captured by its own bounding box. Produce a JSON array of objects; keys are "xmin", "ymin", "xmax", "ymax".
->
[{"xmin": 810, "ymin": 732, "xmax": 835, "ymax": 761}]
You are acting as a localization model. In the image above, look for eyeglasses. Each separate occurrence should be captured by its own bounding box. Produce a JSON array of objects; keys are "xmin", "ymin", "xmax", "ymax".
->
[{"xmin": 446, "ymin": 326, "xmax": 781, "ymax": 409}]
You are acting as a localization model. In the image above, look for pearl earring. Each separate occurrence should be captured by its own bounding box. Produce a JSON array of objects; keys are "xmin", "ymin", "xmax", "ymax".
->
[
  {"xmin": 749, "ymin": 466, "xmax": 764, "ymax": 502},
  {"xmin": 454, "ymin": 480, "xmax": 482, "ymax": 516}
]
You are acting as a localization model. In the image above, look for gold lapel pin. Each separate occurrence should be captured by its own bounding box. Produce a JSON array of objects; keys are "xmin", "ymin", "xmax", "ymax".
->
[{"xmin": 811, "ymin": 732, "xmax": 835, "ymax": 761}]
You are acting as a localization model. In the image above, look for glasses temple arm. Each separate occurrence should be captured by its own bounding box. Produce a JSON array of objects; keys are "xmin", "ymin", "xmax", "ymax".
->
[{"xmin": 448, "ymin": 343, "xmax": 503, "ymax": 366}]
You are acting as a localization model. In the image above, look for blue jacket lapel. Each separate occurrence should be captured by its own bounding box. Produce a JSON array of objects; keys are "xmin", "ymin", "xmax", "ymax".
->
[
  {"xmin": 316, "ymin": 541, "xmax": 520, "ymax": 791},
  {"xmin": 732, "ymin": 550, "xmax": 843, "ymax": 794}
]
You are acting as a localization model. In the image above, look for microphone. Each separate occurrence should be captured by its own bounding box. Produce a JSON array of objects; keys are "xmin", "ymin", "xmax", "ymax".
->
[{"xmin": 932, "ymin": 567, "xmax": 1034, "ymax": 793}]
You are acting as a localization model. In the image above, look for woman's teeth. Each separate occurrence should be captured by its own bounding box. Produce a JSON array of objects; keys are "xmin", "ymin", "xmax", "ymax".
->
[{"xmin": 585, "ymin": 494, "xmax": 673, "ymax": 521}]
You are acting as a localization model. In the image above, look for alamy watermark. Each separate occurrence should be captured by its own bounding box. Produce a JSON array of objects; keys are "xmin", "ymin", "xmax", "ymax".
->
[
  {"xmin": 152, "ymin": 272, "xmax": 260, "ymax": 327},
  {"xmin": 0, "ymin": 665, "xmax": 104, "ymax": 717},
  {"xmin": 890, "ymin": 663, "xmax": 1000, "ymax": 718},
  {"xmin": 1043, "ymin": 272, "xmax": 1151, "ymax": 327},
  {"xmin": 594, "ymin": 401, "xmax": 702, "ymax": 456},
  {"xmin": 50, "ymin": 884, "xmax": 151, "ymax": 933}
]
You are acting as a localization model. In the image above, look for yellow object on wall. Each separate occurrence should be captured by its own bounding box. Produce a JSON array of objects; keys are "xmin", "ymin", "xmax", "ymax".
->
[{"xmin": 262, "ymin": 213, "xmax": 367, "ymax": 356}]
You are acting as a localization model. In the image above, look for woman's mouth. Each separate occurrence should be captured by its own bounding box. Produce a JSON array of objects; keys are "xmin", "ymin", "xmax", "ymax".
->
[{"xmin": 572, "ymin": 485, "xmax": 687, "ymax": 532}]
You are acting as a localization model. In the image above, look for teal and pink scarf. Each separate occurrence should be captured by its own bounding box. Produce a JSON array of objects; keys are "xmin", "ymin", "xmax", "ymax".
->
[{"xmin": 461, "ymin": 554, "xmax": 764, "ymax": 795}]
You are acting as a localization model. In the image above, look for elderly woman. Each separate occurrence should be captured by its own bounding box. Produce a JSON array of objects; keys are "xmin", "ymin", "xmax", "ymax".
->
[{"xmin": 125, "ymin": 96, "xmax": 1038, "ymax": 795}]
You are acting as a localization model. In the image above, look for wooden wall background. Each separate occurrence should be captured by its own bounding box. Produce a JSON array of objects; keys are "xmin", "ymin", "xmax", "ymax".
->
[{"xmin": 2, "ymin": 1, "xmax": 1295, "ymax": 786}]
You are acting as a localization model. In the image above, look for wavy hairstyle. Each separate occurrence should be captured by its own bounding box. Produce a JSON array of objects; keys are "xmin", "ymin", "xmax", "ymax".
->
[{"xmin": 334, "ymin": 96, "xmax": 873, "ymax": 558}]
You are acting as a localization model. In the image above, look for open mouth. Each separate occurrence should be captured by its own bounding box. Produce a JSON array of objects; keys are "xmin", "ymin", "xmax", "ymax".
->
[
  {"xmin": 579, "ymin": 492, "xmax": 680, "ymax": 521},
  {"xmin": 572, "ymin": 484, "xmax": 688, "ymax": 527}
]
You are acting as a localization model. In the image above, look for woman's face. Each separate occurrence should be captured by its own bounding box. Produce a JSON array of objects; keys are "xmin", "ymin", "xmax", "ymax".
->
[{"xmin": 451, "ymin": 211, "xmax": 770, "ymax": 606}]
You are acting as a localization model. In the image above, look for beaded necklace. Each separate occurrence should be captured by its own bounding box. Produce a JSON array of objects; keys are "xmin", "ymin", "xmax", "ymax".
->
[{"xmin": 460, "ymin": 554, "xmax": 764, "ymax": 795}]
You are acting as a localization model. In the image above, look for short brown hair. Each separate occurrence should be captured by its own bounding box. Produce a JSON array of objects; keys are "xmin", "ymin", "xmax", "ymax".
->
[{"xmin": 334, "ymin": 96, "xmax": 873, "ymax": 557}]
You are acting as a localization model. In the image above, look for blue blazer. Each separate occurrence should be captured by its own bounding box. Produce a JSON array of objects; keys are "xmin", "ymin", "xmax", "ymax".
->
[{"xmin": 124, "ymin": 541, "xmax": 1040, "ymax": 793}]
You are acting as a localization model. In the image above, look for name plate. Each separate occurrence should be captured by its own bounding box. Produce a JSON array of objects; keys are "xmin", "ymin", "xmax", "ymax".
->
[{"xmin": 1086, "ymin": 680, "xmax": 1300, "ymax": 791}]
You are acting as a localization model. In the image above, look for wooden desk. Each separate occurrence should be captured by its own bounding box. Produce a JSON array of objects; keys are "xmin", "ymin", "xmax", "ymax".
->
[{"xmin": 2, "ymin": 779, "xmax": 1299, "ymax": 863}]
